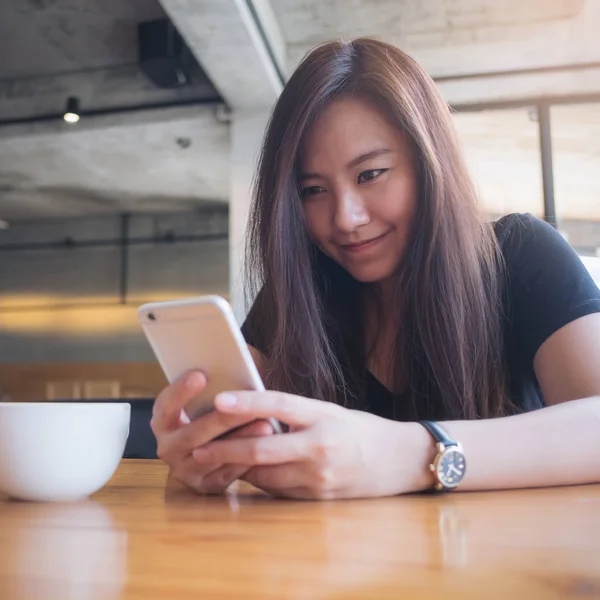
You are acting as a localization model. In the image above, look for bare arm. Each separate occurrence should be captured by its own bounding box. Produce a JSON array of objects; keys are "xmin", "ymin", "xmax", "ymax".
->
[
  {"xmin": 533, "ymin": 313, "xmax": 600, "ymax": 405},
  {"xmin": 199, "ymin": 317, "xmax": 600, "ymax": 498},
  {"xmin": 407, "ymin": 313, "xmax": 600, "ymax": 492},
  {"xmin": 434, "ymin": 397, "xmax": 600, "ymax": 490}
]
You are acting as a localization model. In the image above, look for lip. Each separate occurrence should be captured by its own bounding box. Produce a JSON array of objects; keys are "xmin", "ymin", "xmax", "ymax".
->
[{"xmin": 340, "ymin": 231, "xmax": 390, "ymax": 254}]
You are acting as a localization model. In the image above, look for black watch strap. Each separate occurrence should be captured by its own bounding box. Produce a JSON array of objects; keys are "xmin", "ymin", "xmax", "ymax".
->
[{"xmin": 419, "ymin": 420, "xmax": 458, "ymax": 447}]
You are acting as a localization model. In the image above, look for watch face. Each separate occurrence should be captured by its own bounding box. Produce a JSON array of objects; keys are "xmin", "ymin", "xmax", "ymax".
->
[{"xmin": 436, "ymin": 447, "xmax": 466, "ymax": 489}]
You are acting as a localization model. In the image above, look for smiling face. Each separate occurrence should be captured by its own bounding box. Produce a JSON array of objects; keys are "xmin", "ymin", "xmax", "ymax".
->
[{"xmin": 299, "ymin": 96, "xmax": 418, "ymax": 286}]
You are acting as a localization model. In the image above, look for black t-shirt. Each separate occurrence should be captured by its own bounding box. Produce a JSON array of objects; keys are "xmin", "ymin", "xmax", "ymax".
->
[{"xmin": 243, "ymin": 214, "xmax": 600, "ymax": 420}]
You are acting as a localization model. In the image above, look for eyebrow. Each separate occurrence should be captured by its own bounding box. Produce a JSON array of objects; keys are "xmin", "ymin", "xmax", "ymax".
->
[{"xmin": 298, "ymin": 148, "xmax": 392, "ymax": 181}]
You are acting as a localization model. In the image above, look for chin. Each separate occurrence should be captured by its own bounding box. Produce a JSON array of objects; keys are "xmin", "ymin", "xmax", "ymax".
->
[{"xmin": 346, "ymin": 265, "xmax": 397, "ymax": 284}]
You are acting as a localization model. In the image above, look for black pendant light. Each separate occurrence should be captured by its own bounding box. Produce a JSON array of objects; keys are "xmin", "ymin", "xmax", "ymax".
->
[{"xmin": 63, "ymin": 96, "xmax": 81, "ymax": 124}]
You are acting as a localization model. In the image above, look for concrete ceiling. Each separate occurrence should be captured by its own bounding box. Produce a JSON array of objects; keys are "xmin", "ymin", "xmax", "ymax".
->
[
  {"xmin": 0, "ymin": 106, "xmax": 229, "ymax": 220},
  {"xmin": 0, "ymin": 0, "xmax": 221, "ymax": 121},
  {"xmin": 0, "ymin": 0, "xmax": 166, "ymax": 80},
  {"xmin": 277, "ymin": 0, "xmax": 584, "ymax": 51},
  {"xmin": 0, "ymin": 0, "xmax": 598, "ymax": 222},
  {"xmin": 276, "ymin": 0, "xmax": 588, "ymax": 72},
  {"xmin": 0, "ymin": 0, "xmax": 225, "ymax": 221}
]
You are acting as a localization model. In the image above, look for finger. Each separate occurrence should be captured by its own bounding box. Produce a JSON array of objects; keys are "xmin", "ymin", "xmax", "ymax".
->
[
  {"xmin": 214, "ymin": 391, "xmax": 339, "ymax": 428},
  {"xmin": 152, "ymin": 371, "xmax": 206, "ymax": 434},
  {"xmin": 179, "ymin": 413, "xmax": 276, "ymax": 449},
  {"xmin": 225, "ymin": 419, "xmax": 275, "ymax": 439},
  {"xmin": 243, "ymin": 466, "xmax": 338, "ymax": 500},
  {"xmin": 276, "ymin": 488, "xmax": 321, "ymax": 500},
  {"xmin": 159, "ymin": 414, "xmax": 274, "ymax": 463},
  {"xmin": 160, "ymin": 411, "xmax": 258, "ymax": 460},
  {"xmin": 199, "ymin": 463, "xmax": 251, "ymax": 495},
  {"xmin": 169, "ymin": 454, "xmax": 216, "ymax": 488},
  {"xmin": 171, "ymin": 455, "xmax": 252, "ymax": 496},
  {"xmin": 242, "ymin": 464, "xmax": 305, "ymax": 491},
  {"xmin": 193, "ymin": 431, "xmax": 308, "ymax": 466},
  {"xmin": 172, "ymin": 422, "xmax": 273, "ymax": 494},
  {"xmin": 241, "ymin": 471, "xmax": 313, "ymax": 500}
]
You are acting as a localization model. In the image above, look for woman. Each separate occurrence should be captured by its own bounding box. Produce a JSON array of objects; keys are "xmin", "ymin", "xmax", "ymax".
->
[{"xmin": 151, "ymin": 38, "xmax": 600, "ymax": 499}]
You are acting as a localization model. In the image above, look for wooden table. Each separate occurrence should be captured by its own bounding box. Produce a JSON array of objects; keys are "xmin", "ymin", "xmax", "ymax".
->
[{"xmin": 1, "ymin": 460, "xmax": 599, "ymax": 599}]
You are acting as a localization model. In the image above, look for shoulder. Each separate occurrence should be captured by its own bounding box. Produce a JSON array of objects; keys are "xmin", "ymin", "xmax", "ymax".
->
[
  {"xmin": 493, "ymin": 213, "xmax": 560, "ymax": 259},
  {"xmin": 491, "ymin": 211, "xmax": 600, "ymax": 296},
  {"xmin": 492, "ymin": 213, "xmax": 600, "ymax": 364},
  {"xmin": 492, "ymin": 213, "xmax": 592, "ymax": 286}
]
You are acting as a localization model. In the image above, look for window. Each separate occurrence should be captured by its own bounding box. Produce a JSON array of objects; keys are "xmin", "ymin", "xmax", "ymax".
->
[
  {"xmin": 453, "ymin": 108, "xmax": 544, "ymax": 219},
  {"xmin": 551, "ymin": 102, "xmax": 600, "ymax": 257}
]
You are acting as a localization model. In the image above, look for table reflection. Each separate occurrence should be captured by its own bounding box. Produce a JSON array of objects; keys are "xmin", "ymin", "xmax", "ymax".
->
[
  {"xmin": 155, "ymin": 483, "xmax": 600, "ymax": 599},
  {"xmin": 0, "ymin": 500, "xmax": 127, "ymax": 600},
  {"xmin": 3, "ymin": 463, "xmax": 599, "ymax": 600}
]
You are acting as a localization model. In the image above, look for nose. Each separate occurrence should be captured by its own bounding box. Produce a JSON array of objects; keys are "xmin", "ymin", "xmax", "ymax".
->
[{"xmin": 333, "ymin": 187, "xmax": 370, "ymax": 233}]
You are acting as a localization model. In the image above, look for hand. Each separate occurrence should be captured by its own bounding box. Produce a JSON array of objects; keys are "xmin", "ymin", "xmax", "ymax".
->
[
  {"xmin": 192, "ymin": 391, "xmax": 434, "ymax": 499},
  {"xmin": 150, "ymin": 372, "xmax": 275, "ymax": 494}
]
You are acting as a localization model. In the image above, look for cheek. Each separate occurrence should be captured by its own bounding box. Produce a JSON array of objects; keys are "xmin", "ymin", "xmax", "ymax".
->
[
  {"xmin": 303, "ymin": 203, "xmax": 330, "ymax": 244},
  {"xmin": 376, "ymin": 176, "xmax": 418, "ymax": 226}
]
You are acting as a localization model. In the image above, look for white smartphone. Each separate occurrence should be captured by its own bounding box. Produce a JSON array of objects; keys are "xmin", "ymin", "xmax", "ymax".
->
[{"xmin": 138, "ymin": 295, "xmax": 282, "ymax": 433}]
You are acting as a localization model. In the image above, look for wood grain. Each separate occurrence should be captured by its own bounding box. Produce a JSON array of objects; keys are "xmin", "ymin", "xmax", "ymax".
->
[{"xmin": 1, "ymin": 460, "xmax": 599, "ymax": 599}]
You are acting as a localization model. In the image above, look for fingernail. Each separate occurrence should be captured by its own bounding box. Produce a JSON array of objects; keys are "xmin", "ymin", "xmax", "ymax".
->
[
  {"xmin": 180, "ymin": 409, "xmax": 191, "ymax": 424},
  {"xmin": 217, "ymin": 393, "xmax": 237, "ymax": 407},
  {"xmin": 186, "ymin": 372, "xmax": 203, "ymax": 389}
]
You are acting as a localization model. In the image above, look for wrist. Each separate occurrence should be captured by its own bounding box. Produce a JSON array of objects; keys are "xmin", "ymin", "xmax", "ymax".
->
[{"xmin": 390, "ymin": 421, "xmax": 437, "ymax": 494}]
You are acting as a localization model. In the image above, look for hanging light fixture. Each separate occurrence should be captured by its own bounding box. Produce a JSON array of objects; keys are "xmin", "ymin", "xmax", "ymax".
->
[{"xmin": 63, "ymin": 96, "xmax": 81, "ymax": 124}]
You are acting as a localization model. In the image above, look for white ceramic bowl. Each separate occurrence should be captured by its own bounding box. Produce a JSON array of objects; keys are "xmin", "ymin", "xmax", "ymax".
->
[{"xmin": 0, "ymin": 402, "xmax": 131, "ymax": 502}]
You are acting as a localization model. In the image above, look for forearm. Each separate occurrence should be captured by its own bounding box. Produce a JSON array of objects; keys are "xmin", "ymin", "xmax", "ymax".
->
[{"xmin": 403, "ymin": 397, "xmax": 600, "ymax": 492}]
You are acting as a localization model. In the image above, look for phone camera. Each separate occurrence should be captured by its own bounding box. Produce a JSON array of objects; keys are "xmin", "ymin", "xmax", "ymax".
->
[{"xmin": 148, "ymin": 312, "xmax": 156, "ymax": 321}]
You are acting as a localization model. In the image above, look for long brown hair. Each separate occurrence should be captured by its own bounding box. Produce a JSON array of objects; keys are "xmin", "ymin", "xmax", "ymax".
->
[{"xmin": 244, "ymin": 37, "xmax": 508, "ymax": 421}]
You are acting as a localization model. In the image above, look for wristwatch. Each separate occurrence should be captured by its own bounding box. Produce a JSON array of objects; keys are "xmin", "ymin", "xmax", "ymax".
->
[{"xmin": 419, "ymin": 421, "xmax": 466, "ymax": 492}]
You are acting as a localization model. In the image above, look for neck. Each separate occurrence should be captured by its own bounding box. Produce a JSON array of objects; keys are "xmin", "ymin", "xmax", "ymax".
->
[
  {"xmin": 362, "ymin": 276, "xmax": 399, "ymax": 336},
  {"xmin": 372, "ymin": 275, "xmax": 397, "ymax": 314},
  {"xmin": 363, "ymin": 275, "xmax": 402, "ymax": 389}
]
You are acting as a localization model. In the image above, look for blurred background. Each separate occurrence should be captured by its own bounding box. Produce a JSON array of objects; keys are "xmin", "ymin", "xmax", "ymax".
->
[{"xmin": 0, "ymin": 0, "xmax": 598, "ymax": 403}]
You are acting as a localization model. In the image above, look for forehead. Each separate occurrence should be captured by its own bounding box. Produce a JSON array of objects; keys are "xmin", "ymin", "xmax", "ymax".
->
[{"xmin": 301, "ymin": 96, "xmax": 405, "ymax": 168}]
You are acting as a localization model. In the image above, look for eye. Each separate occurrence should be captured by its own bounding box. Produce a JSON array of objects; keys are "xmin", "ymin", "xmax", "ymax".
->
[
  {"xmin": 300, "ymin": 185, "xmax": 326, "ymax": 199},
  {"xmin": 357, "ymin": 169, "xmax": 387, "ymax": 184}
]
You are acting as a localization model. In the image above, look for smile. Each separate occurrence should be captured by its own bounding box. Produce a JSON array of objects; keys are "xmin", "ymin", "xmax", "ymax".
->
[{"xmin": 340, "ymin": 231, "xmax": 390, "ymax": 254}]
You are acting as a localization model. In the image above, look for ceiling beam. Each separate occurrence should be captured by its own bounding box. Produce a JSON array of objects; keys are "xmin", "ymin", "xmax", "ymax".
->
[
  {"xmin": 159, "ymin": 0, "xmax": 286, "ymax": 110},
  {"xmin": 0, "ymin": 104, "xmax": 222, "ymax": 140},
  {"xmin": 0, "ymin": 64, "xmax": 221, "ymax": 125},
  {"xmin": 443, "ymin": 65, "xmax": 600, "ymax": 109}
]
